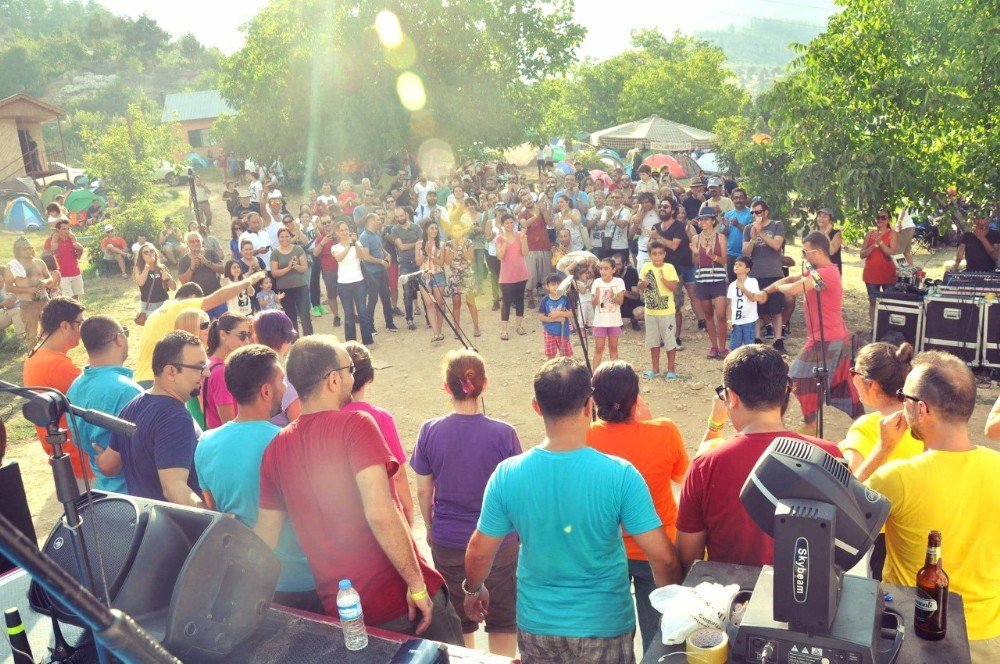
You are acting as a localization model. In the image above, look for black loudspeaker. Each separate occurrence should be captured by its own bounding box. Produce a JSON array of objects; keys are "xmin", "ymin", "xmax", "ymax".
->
[
  {"xmin": 982, "ymin": 299, "xmax": 1000, "ymax": 368},
  {"xmin": 921, "ymin": 296, "xmax": 983, "ymax": 365},
  {"xmin": 0, "ymin": 460, "xmax": 37, "ymax": 575},
  {"xmin": 29, "ymin": 492, "xmax": 280, "ymax": 661},
  {"xmin": 872, "ymin": 295, "xmax": 923, "ymax": 347}
]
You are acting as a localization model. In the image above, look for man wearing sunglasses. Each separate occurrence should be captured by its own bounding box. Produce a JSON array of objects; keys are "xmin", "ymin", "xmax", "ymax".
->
[
  {"xmin": 741, "ymin": 199, "xmax": 787, "ymax": 353},
  {"xmin": 100, "ymin": 331, "xmax": 208, "ymax": 508},
  {"xmin": 675, "ymin": 345, "xmax": 842, "ymax": 573},
  {"xmin": 255, "ymin": 336, "xmax": 462, "ymax": 643},
  {"xmin": 866, "ymin": 352, "xmax": 1000, "ymax": 659},
  {"xmin": 67, "ymin": 316, "xmax": 140, "ymax": 493}
]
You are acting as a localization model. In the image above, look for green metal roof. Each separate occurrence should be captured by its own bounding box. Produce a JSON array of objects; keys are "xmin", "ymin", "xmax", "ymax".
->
[{"xmin": 160, "ymin": 90, "xmax": 235, "ymax": 123}]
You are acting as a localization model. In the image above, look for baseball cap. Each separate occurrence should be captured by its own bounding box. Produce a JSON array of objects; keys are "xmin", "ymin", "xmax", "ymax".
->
[
  {"xmin": 690, "ymin": 179, "xmax": 706, "ymax": 188},
  {"xmin": 707, "ymin": 176, "xmax": 723, "ymax": 187},
  {"xmin": 818, "ymin": 208, "xmax": 834, "ymax": 218}
]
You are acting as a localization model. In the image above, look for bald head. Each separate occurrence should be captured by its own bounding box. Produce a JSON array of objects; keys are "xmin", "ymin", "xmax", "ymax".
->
[{"xmin": 909, "ymin": 351, "xmax": 977, "ymax": 422}]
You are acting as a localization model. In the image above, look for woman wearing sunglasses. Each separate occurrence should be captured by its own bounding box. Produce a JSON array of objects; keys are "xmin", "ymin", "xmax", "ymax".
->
[
  {"xmin": 202, "ymin": 312, "xmax": 253, "ymax": 429},
  {"xmin": 134, "ymin": 242, "xmax": 175, "ymax": 318},
  {"xmin": 860, "ymin": 209, "xmax": 898, "ymax": 327}
]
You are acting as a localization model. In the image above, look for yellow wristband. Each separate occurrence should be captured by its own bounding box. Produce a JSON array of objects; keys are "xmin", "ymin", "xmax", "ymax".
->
[
  {"xmin": 408, "ymin": 587, "xmax": 429, "ymax": 602},
  {"xmin": 708, "ymin": 419, "xmax": 725, "ymax": 429}
]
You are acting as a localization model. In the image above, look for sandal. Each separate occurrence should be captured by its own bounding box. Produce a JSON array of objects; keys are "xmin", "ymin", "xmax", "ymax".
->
[
  {"xmin": 707, "ymin": 347, "xmax": 718, "ymax": 359},
  {"xmin": 474, "ymin": 329, "xmax": 482, "ymax": 337},
  {"xmin": 643, "ymin": 370, "xmax": 657, "ymax": 380},
  {"xmin": 500, "ymin": 331, "xmax": 509, "ymax": 341},
  {"xmin": 516, "ymin": 327, "xmax": 528, "ymax": 336},
  {"xmin": 432, "ymin": 334, "xmax": 445, "ymax": 342}
]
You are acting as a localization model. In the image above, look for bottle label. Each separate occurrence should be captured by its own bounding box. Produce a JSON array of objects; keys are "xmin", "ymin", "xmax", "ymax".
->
[
  {"xmin": 926, "ymin": 546, "xmax": 940, "ymax": 562},
  {"xmin": 915, "ymin": 596, "xmax": 938, "ymax": 613},
  {"xmin": 338, "ymin": 602, "xmax": 362, "ymax": 621}
]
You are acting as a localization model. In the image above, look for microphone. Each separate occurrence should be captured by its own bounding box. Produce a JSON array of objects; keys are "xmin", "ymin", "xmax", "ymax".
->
[
  {"xmin": 398, "ymin": 270, "xmax": 424, "ymax": 287},
  {"xmin": 803, "ymin": 259, "xmax": 826, "ymax": 292}
]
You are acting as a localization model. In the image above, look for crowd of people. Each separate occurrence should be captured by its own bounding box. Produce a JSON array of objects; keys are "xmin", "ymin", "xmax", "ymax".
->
[{"xmin": 5, "ymin": 159, "xmax": 1000, "ymax": 663}]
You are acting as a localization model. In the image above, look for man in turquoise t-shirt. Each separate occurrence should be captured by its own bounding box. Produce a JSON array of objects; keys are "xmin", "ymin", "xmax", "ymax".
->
[
  {"xmin": 193, "ymin": 344, "xmax": 318, "ymax": 612},
  {"xmin": 723, "ymin": 188, "xmax": 752, "ymax": 281},
  {"xmin": 463, "ymin": 358, "xmax": 682, "ymax": 662},
  {"xmin": 67, "ymin": 316, "xmax": 143, "ymax": 493}
]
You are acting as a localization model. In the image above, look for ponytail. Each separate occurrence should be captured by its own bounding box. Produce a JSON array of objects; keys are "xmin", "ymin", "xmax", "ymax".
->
[
  {"xmin": 206, "ymin": 312, "xmax": 249, "ymax": 356},
  {"xmin": 442, "ymin": 350, "xmax": 486, "ymax": 401},
  {"xmin": 206, "ymin": 320, "xmax": 221, "ymax": 355}
]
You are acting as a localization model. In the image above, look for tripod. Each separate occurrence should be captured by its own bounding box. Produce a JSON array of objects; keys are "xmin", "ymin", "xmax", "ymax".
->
[{"xmin": 564, "ymin": 284, "xmax": 593, "ymax": 374}]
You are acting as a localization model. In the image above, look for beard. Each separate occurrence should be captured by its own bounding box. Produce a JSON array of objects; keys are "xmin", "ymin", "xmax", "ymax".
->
[
  {"xmin": 658, "ymin": 211, "xmax": 670, "ymax": 220},
  {"xmin": 269, "ymin": 398, "xmax": 283, "ymax": 419},
  {"xmin": 189, "ymin": 386, "xmax": 202, "ymax": 399}
]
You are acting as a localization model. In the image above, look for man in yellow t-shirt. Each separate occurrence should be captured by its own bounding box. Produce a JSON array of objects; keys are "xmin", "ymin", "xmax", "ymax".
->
[
  {"xmin": 866, "ymin": 352, "xmax": 1000, "ymax": 659},
  {"xmin": 133, "ymin": 274, "xmax": 266, "ymax": 385},
  {"xmin": 637, "ymin": 240, "xmax": 678, "ymax": 380}
]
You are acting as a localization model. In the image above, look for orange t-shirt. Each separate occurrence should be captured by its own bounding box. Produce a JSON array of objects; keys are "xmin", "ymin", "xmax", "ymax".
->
[
  {"xmin": 587, "ymin": 418, "xmax": 690, "ymax": 559},
  {"xmin": 23, "ymin": 348, "xmax": 91, "ymax": 479}
]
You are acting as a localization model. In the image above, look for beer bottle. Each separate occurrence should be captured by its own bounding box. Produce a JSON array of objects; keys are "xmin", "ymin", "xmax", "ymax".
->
[{"xmin": 914, "ymin": 530, "xmax": 948, "ymax": 640}]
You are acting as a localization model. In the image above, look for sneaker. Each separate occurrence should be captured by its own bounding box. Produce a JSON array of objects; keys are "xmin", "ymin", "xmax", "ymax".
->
[
  {"xmin": 707, "ymin": 347, "xmax": 719, "ymax": 359},
  {"xmin": 333, "ymin": 316, "xmax": 342, "ymax": 327},
  {"xmin": 406, "ymin": 319, "xmax": 416, "ymax": 331},
  {"xmin": 310, "ymin": 306, "xmax": 323, "ymax": 317},
  {"xmin": 763, "ymin": 324, "xmax": 775, "ymax": 339},
  {"xmin": 386, "ymin": 325, "xmax": 400, "ymax": 332},
  {"xmin": 755, "ymin": 338, "xmax": 763, "ymax": 344},
  {"xmin": 663, "ymin": 371, "xmax": 679, "ymax": 380},
  {"xmin": 643, "ymin": 370, "xmax": 657, "ymax": 379},
  {"xmin": 630, "ymin": 319, "xmax": 641, "ymax": 331},
  {"xmin": 773, "ymin": 338, "xmax": 787, "ymax": 355},
  {"xmin": 320, "ymin": 305, "xmax": 331, "ymax": 315},
  {"xmin": 675, "ymin": 337, "xmax": 684, "ymax": 350},
  {"xmin": 697, "ymin": 319, "xmax": 707, "ymax": 331},
  {"xmin": 782, "ymin": 324, "xmax": 790, "ymax": 337},
  {"xmin": 392, "ymin": 307, "xmax": 404, "ymax": 316}
]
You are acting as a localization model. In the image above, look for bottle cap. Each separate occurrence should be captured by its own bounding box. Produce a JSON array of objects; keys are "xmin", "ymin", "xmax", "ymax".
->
[{"xmin": 339, "ymin": 579, "xmax": 351, "ymax": 590}]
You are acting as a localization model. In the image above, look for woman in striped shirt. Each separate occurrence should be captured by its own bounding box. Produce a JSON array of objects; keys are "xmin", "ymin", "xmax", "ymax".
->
[{"xmin": 691, "ymin": 207, "xmax": 729, "ymax": 359}]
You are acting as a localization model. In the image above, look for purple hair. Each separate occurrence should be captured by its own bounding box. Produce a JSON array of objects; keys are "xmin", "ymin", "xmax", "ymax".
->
[{"xmin": 254, "ymin": 310, "xmax": 297, "ymax": 350}]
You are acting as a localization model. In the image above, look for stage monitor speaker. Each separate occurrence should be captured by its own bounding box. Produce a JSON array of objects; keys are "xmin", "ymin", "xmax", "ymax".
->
[
  {"xmin": 872, "ymin": 296, "xmax": 923, "ymax": 348},
  {"xmin": 0, "ymin": 460, "xmax": 37, "ymax": 575},
  {"xmin": 983, "ymin": 299, "xmax": 1000, "ymax": 368},
  {"xmin": 921, "ymin": 296, "xmax": 983, "ymax": 365},
  {"xmin": 29, "ymin": 492, "xmax": 280, "ymax": 661}
]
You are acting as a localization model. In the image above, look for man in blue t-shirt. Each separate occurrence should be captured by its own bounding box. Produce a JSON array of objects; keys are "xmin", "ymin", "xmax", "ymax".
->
[
  {"xmin": 723, "ymin": 188, "xmax": 752, "ymax": 281},
  {"xmin": 67, "ymin": 316, "xmax": 143, "ymax": 492},
  {"xmin": 463, "ymin": 358, "xmax": 682, "ymax": 662},
  {"xmin": 194, "ymin": 344, "xmax": 319, "ymax": 612},
  {"xmin": 99, "ymin": 331, "xmax": 205, "ymax": 507},
  {"xmin": 358, "ymin": 212, "xmax": 397, "ymax": 333}
]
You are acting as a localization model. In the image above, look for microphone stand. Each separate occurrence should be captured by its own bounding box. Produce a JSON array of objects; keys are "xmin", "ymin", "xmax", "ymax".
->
[
  {"xmin": 0, "ymin": 381, "xmax": 136, "ymax": 664},
  {"xmin": 799, "ymin": 264, "xmax": 829, "ymax": 439}
]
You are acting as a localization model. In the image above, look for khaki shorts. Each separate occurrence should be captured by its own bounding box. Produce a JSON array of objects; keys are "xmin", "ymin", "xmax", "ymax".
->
[
  {"xmin": 645, "ymin": 313, "xmax": 677, "ymax": 350},
  {"xmin": 61, "ymin": 274, "xmax": 85, "ymax": 297},
  {"xmin": 431, "ymin": 537, "xmax": 518, "ymax": 634}
]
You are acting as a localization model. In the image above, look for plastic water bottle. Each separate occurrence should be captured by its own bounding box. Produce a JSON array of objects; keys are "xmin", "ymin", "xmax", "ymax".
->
[{"xmin": 337, "ymin": 579, "xmax": 368, "ymax": 650}]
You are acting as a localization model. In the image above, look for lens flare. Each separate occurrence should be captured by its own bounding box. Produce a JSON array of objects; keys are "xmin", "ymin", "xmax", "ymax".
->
[
  {"xmin": 397, "ymin": 72, "xmax": 426, "ymax": 111},
  {"xmin": 375, "ymin": 11, "xmax": 403, "ymax": 48}
]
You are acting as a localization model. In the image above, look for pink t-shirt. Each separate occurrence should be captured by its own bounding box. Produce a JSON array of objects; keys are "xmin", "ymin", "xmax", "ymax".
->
[
  {"xmin": 341, "ymin": 400, "xmax": 406, "ymax": 465},
  {"xmin": 496, "ymin": 231, "xmax": 530, "ymax": 284},
  {"xmin": 805, "ymin": 263, "xmax": 848, "ymax": 343},
  {"xmin": 203, "ymin": 357, "xmax": 237, "ymax": 429}
]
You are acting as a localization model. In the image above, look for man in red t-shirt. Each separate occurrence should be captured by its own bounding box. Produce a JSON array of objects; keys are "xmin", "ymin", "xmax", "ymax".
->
[
  {"xmin": 676, "ymin": 344, "xmax": 843, "ymax": 571},
  {"xmin": 311, "ymin": 216, "xmax": 342, "ymax": 326},
  {"xmin": 43, "ymin": 219, "xmax": 84, "ymax": 300},
  {"xmin": 518, "ymin": 192, "xmax": 550, "ymax": 307},
  {"xmin": 255, "ymin": 336, "xmax": 462, "ymax": 643},
  {"xmin": 99, "ymin": 224, "xmax": 130, "ymax": 277},
  {"xmin": 766, "ymin": 231, "xmax": 864, "ymax": 435}
]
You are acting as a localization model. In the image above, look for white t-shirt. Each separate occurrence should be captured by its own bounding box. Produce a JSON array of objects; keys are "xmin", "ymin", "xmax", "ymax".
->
[
  {"xmin": 334, "ymin": 243, "xmax": 364, "ymax": 284},
  {"xmin": 896, "ymin": 213, "xmax": 915, "ymax": 231},
  {"xmin": 591, "ymin": 277, "xmax": 625, "ymax": 328},
  {"xmin": 413, "ymin": 181, "xmax": 436, "ymax": 207},
  {"xmin": 248, "ymin": 179, "xmax": 263, "ymax": 203},
  {"xmin": 727, "ymin": 277, "xmax": 760, "ymax": 325},
  {"xmin": 239, "ymin": 229, "xmax": 272, "ymax": 266},
  {"xmin": 265, "ymin": 220, "xmax": 284, "ymax": 250},
  {"xmin": 637, "ymin": 210, "xmax": 659, "ymax": 253}
]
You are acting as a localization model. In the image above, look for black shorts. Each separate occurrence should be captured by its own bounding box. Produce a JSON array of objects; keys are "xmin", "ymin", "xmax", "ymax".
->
[{"xmin": 756, "ymin": 276, "xmax": 785, "ymax": 314}]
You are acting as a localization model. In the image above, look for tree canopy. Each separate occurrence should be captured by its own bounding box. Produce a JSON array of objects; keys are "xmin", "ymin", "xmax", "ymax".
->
[
  {"xmin": 727, "ymin": 0, "xmax": 998, "ymax": 231},
  {"xmin": 217, "ymin": 0, "xmax": 584, "ymax": 174}
]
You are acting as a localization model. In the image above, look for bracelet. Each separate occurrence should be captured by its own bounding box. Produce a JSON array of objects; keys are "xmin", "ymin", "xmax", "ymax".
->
[
  {"xmin": 708, "ymin": 419, "xmax": 725, "ymax": 430},
  {"xmin": 461, "ymin": 579, "xmax": 484, "ymax": 596},
  {"xmin": 408, "ymin": 587, "xmax": 429, "ymax": 602}
]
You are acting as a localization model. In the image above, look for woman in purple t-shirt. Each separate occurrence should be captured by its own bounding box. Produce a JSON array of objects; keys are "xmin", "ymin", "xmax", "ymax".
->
[
  {"xmin": 341, "ymin": 341, "xmax": 414, "ymax": 525},
  {"xmin": 410, "ymin": 350, "xmax": 521, "ymax": 657},
  {"xmin": 202, "ymin": 312, "xmax": 252, "ymax": 429}
]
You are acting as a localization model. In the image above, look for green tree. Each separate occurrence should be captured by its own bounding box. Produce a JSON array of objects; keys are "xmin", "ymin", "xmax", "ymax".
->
[
  {"xmin": 80, "ymin": 100, "xmax": 181, "ymax": 202},
  {"xmin": 740, "ymin": 0, "xmax": 998, "ymax": 233},
  {"xmin": 218, "ymin": 0, "xmax": 584, "ymax": 175}
]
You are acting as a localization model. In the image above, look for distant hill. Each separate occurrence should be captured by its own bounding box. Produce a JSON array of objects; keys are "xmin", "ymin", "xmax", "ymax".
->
[{"xmin": 696, "ymin": 8, "xmax": 838, "ymax": 94}]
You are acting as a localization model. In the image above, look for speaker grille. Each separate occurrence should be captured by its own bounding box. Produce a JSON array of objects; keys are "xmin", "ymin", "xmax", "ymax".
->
[
  {"xmin": 772, "ymin": 437, "xmax": 813, "ymax": 460},
  {"xmin": 42, "ymin": 496, "xmax": 142, "ymax": 601},
  {"xmin": 821, "ymin": 452, "xmax": 852, "ymax": 488}
]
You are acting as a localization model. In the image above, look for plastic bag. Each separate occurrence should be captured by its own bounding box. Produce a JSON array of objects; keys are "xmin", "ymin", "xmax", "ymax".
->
[{"xmin": 649, "ymin": 582, "xmax": 740, "ymax": 645}]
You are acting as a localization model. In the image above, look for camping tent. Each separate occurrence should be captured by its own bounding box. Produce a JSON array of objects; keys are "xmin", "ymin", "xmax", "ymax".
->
[
  {"xmin": 3, "ymin": 197, "xmax": 44, "ymax": 231},
  {"xmin": 184, "ymin": 152, "xmax": 210, "ymax": 168},
  {"xmin": 592, "ymin": 115, "xmax": 716, "ymax": 153},
  {"xmin": 64, "ymin": 189, "xmax": 103, "ymax": 213},
  {"xmin": 41, "ymin": 184, "xmax": 66, "ymax": 207}
]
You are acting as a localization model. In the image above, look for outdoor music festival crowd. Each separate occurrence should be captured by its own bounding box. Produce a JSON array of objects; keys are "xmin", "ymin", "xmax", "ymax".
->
[{"xmin": 5, "ymin": 154, "xmax": 1000, "ymax": 663}]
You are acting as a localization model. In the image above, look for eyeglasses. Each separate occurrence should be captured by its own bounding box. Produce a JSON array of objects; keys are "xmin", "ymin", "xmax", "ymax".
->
[
  {"xmin": 750, "ymin": 210, "xmax": 765, "ymax": 216},
  {"xmin": 321, "ymin": 361, "xmax": 356, "ymax": 382},
  {"xmin": 171, "ymin": 362, "xmax": 209, "ymax": 374},
  {"xmin": 876, "ymin": 215, "xmax": 889, "ymax": 220},
  {"xmin": 230, "ymin": 330, "xmax": 252, "ymax": 341},
  {"xmin": 70, "ymin": 318, "xmax": 84, "ymax": 327},
  {"xmin": 100, "ymin": 328, "xmax": 130, "ymax": 345},
  {"xmin": 896, "ymin": 388, "xmax": 929, "ymax": 413}
]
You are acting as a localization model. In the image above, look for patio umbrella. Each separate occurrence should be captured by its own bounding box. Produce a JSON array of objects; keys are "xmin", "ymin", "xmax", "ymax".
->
[{"xmin": 642, "ymin": 153, "xmax": 686, "ymax": 178}]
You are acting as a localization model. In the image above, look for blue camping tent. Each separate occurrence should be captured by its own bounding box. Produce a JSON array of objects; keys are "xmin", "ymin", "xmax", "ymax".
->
[
  {"xmin": 184, "ymin": 152, "xmax": 210, "ymax": 168},
  {"xmin": 3, "ymin": 197, "xmax": 44, "ymax": 231}
]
